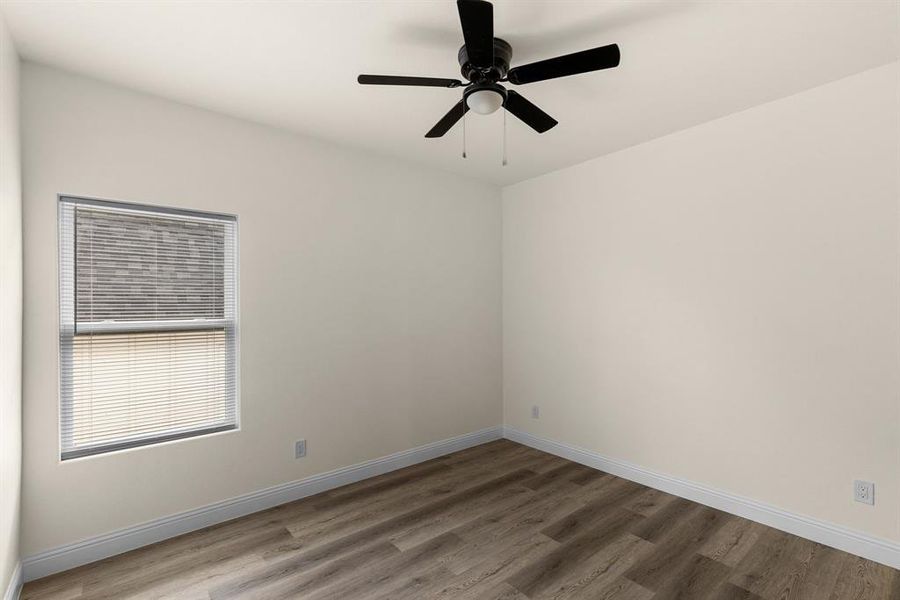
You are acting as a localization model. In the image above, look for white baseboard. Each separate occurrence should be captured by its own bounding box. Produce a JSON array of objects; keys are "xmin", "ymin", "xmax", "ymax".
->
[
  {"xmin": 3, "ymin": 562, "xmax": 21, "ymax": 600},
  {"xmin": 22, "ymin": 426, "xmax": 502, "ymax": 582},
  {"xmin": 503, "ymin": 426, "xmax": 900, "ymax": 570},
  {"xmin": 23, "ymin": 424, "xmax": 898, "ymax": 582}
]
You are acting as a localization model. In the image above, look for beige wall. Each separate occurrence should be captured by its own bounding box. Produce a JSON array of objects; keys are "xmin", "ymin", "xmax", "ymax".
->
[
  {"xmin": 17, "ymin": 51, "xmax": 900, "ymax": 561},
  {"xmin": 503, "ymin": 62, "xmax": 900, "ymax": 543},
  {"xmin": 0, "ymin": 11, "xmax": 22, "ymax": 594},
  {"xmin": 21, "ymin": 63, "xmax": 502, "ymax": 556}
]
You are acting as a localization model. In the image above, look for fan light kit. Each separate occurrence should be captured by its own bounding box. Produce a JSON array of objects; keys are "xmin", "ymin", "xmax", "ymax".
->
[
  {"xmin": 358, "ymin": 0, "xmax": 621, "ymax": 164},
  {"xmin": 466, "ymin": 88, "xmax": 504, "ymax": 115}
]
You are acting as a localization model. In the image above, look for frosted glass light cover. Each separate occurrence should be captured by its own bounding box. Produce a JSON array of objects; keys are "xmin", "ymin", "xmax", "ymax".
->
[{"xmin": 466, "ymin": 89, "xmax": 504, "ymax": 115}]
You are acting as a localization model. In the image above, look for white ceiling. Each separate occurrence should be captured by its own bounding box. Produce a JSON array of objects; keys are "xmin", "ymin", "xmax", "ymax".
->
[{"xmin": 3, "ymin": 1, "xmax": 898, "ymax": 186}]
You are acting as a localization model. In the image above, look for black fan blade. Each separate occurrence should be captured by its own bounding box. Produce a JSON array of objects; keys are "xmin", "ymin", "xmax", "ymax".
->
[
  {"xmin": 358, "ymin": 74, "xmax": 462, "ymax": 88},
  {"xmin": 425, "ymin": 100, "xmax": 469, "ymax": 138},
  {"xmin": 504, "ymin": 91, "xmax": 557, "ymax": 133},
  {"xmin": 457, "ymin": 0, "xmax": 493, "ymax": 68},
  {"xmin": 507, "ymin": 44, "xmax": 620, "ymax": 85}
]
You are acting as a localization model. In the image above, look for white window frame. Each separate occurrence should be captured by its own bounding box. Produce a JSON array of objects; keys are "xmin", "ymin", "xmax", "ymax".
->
[{"xmin": 58, "ymin": 195, "xmax": 240, "ymax": 460}]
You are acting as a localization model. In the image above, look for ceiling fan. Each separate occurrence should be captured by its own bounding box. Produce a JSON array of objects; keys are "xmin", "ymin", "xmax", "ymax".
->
[{"xmin": 358, "ymin": 0, "xmax": 620, "ymax": 138}]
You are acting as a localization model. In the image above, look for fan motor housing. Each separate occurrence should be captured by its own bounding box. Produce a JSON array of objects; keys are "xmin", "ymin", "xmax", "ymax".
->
[{"xmin": 458, "ymin": 38, "xmax": 512, "ymax": 82}]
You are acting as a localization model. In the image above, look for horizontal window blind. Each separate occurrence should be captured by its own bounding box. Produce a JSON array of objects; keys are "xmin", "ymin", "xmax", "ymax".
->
[{"xmin": 59, "ymin": 197, "xmax": 238, "ymax": 460}]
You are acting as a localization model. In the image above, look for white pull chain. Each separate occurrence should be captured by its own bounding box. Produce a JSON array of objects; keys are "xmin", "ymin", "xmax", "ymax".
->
[
  {"xmin": 462, "ymin": 100, "xmax": 467, "ymax": 159},
  {"xmin": 502, "ymin": 108, "xmax": 508, "ymax": 166}
]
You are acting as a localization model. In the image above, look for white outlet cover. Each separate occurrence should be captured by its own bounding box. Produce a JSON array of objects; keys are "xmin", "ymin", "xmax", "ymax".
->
[
  {"xmin": 295, "ymin": 439, "xmax": 307, "ymax": 459},
  {"xmin": 854, "ymin": 480, "xmax": 874, "ymax": 505},
  {"xmin": 531, "ymin": 405, "xmax": 540, "ymax": 419}
]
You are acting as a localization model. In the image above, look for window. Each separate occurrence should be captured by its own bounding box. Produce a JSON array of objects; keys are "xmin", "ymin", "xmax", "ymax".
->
[{"xmin": 58, "ymin": 196, "xmax": 238, "ymax": 460}]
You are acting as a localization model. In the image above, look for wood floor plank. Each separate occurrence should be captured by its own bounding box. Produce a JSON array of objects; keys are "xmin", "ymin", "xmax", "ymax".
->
[
  {"xmin": 211, "ymin": 539, "xmax": 399, "ymax": 600},
  {"xmin": 582, "ymin": 577, "xmax": 655, "ymax": 600},
  {"xmin": 732, "ymin": 532, "xmax": 885, "ymax": 600},
  {"xmin": 522, "ymin": 463, "xmax": 594, "ymax": 493},
  {"xmin": 826, "ymin": 554, "xmax": 900, "ymax": 600},
  {"xmin": 792, "ymin": 543, "xmax": 852, "ymax": 600},
  {"xmin": 711, "ymin": 583, "xmax": 764, "ymax": 599},
  {"xmin": 311, "ymin": 459, "xmax": 452, "ymax": 509},
  {"xmin": 440, "ymin": 441, "xmax": 536, "ymax": 472},
  {"xmin": 449, "ymin": 482, "xmax": 573, "ymax": 542},
  {"xmin": 21, "ymin": 439, "xmax": 899, "ymax": 600},
  {"xmin": 529, "ymin": 532, "xmax": 653, "ymax": 600},
  {"xmin": 650, "ymin": 553, "xmax": 732, "ymax": 600},
  {"xmin": 389, "ymin": 479, "xmax": 533, "ymax": 550},
  {"xmin": 623, "ymin": 505, "xmax": 729, "ymax": 591},
  {"xmin": 505, "ymin": 509, "xmax": 644, "ymax": 598},
  {"xmin": 569, "ymin": 469, "xmax": 641, "ymax": 501},
  {"xmin": 282, "ymin": 444, "xmax": 532, "ymax": 548},
  {"xmin": 278, "ymin": 451, "xmax": 537, "ymax": 553},
  {"xmin": 729, "ymin": 527, "xmax": 806, "ymax": 595},
  {"xmin": 541, "ymin": 477, "xmax": 645, "ymax": 543},
  {"xmin": 85, "ymin": 528, "xmax": 288, "ymax": 600},
  {"xmin": 569, "ymin": 467, "xmax": 608, "ymax": 486},
  {"xmin": 475, "ymin": 582, "xmax": 531, "ymax": 600},
  {"xmin": 304, "ymin": 532, "xmax": 464, "ymax": 600},
  {"xmin": 431, "ymin": 533, "xmax": 561, "ymax": 600},
  {"xmin": 621, "ymin": 487, "xmax": 677, "ymax": 518},
  {"xmin": 747, "ymin": 535, "xmax": 823, "ymax": 599},
  {"xmin": 20, "ymin": 581, "xmax": 84, "ymax": 600},
  {"xmin": 441, "ymin": 490, "xmax": 584, "ymax": 576},
  {"xmin": 628, "ymin": 496, "xmax": 701, "ymax": 543},
  {"xmin": 698, "ymin": 517, "xmax": 766, "ymax": 568},
  {"xmin": 25, "ymin": 502, "xmax": 302, "ymax": 598},
  {"xmin": 367, "ymin": 564, "xmax": 458, "ymax": 600},
  {"xmin": 439, "ymin": 439, "xmax": 520, "ymax": 466},
  {"xmin": 210, "ymin": 467, "xmax": 535, "ymax": 598}
]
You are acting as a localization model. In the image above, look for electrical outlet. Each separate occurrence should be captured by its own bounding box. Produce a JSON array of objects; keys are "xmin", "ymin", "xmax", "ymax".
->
[
  {"xmin": 531, "ymin": 405, "xmax": 540, "ymax": 419},
  {"xmin": 854, "ymin": 480, "xmax": 874, "ymax": 505},
  {"xmin": 295, "ymin": 439, "xmax": 307, "ymax": 459}
]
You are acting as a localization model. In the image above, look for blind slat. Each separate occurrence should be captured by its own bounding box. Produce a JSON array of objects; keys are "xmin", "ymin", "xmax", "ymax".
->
[{"xmin": 59, "ymin": 197, "xmax": 238, "ymax": 459}]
